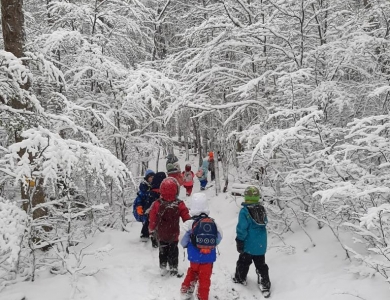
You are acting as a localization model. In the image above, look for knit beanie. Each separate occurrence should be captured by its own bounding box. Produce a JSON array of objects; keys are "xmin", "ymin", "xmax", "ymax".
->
[
  {"xmin": 166, "ymin": 163, "xmax": 177, "ymax": 172},
  {"xmin": 144, "ymin": 169, "xmax": 155, "ymax": 181},
  {"xmin": 244, "ymin": 186, "xmax": 261, "ymax": 203},
  {"xmin": 190, "ymin": 193, "xmax": 210, "ymax": 216}
]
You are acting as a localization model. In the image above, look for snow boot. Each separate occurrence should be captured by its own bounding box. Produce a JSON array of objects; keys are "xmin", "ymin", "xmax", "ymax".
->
[
  {"xmin": 259, "ymin": 279, "xmax": 271, "ymax": 298},
  {"xmin": 151, "ymin": 236, "xmax": 158, "ymax": 248},
  {"xmin": 160, "ymin": 263, "xmax": 168, "ymax": 276},
  {"xmin": 180, "ymin": 292, "xmax": 194, "ymax": 300},
  {"xmin": 232, "ymin": 276, "xmax": 247, "ymax": 286}
]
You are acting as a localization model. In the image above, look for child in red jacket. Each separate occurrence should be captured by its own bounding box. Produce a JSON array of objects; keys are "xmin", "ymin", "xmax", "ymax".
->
[
  {"xmin": 149, "ymin": 177, "xmax": 191, "ymax": 276},
  {"xmin": 182, "ymin": 164, "xmax": 195, "ymax": 196}
]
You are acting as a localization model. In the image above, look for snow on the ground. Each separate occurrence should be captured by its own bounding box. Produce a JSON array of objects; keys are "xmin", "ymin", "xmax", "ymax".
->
[{"xmin": 1, "ymin": 153, "xmax": 389, "ymax": 300}]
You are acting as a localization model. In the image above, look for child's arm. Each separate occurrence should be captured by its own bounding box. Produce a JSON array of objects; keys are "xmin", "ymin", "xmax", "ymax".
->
[
  {"xmin": 179, "ymin": 201, "xmax": 191, "ymax": 222},
  {"xmin": 148, "ymin": 201, "xmax": 159, "ymax": 233},
  {"xmin": 180, "ymin": 231, "xmax": 191, "ymax": 248},
  {"xmin": 216, "ymin": 223, "xmax": 223, "ymax": 245},
  {"xmin": 236, "ymin": 208, "xmax": 250, "ymax": 241},
  {"xmin": 180, "ymin": 220, "xmax": 194, "ymax": 247}
]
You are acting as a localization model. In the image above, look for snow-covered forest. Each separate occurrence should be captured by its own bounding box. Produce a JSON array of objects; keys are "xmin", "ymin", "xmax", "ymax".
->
[{"xmin": 1, "ymin": 0, "xmax": 390, "ymax": 299}]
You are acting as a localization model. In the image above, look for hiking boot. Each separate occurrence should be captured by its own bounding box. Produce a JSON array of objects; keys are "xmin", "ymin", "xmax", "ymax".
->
[
  {"xmin": 232, "ymin": 277, "xmax": 247, "ymax": 286},
  {"xmin": 259, "ymin": 279, "xmax": 271, "ymax": 291},
  {"xmin": 140, "ymin": 236, "xmax": 149, "ymax": 242},
  {"xmin": 160, "ymin": 264, "xmax": 168, "ymax": 276},
  {"xmin": 180, "ymin": 292, "xmax": 193, "ymax": 300},
  {"xmin": 170, "ymin": 266, "xmax": 178, "ymax": 276},
  {"xmin": 151, "ymin": 237, "xmax": 158, "ymax": 248}
]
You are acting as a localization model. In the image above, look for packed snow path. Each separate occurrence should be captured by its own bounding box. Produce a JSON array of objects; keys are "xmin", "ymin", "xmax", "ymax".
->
[{"xmin": 2, "ymin": 183, "xmax": 389, "ymax": 300}]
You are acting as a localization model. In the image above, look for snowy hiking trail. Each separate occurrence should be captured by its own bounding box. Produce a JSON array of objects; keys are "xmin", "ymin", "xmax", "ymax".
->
[{"xmin": 2, "ymin": 180, "xmax": 390, "ymax": 300}]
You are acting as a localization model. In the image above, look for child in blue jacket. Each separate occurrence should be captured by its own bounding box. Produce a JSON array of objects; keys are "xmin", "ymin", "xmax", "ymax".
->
[
  {"xmin": 232, "ymin": 186, "xmax": 271, "ymax": 294},
  {"xmin": 134, "ymin": 169, "xmax": 155, "ymax": 241},
  {"xmin": 196, "ymin": 159, "xmax": 209, "ymax": 190},
  {"xmin": 180, "ymin": 193, "xmax": 223, "ymax": 300}
]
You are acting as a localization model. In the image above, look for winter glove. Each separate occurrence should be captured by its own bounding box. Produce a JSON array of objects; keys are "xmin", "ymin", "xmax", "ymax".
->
[
  {"xmin": 236, "ymin": 238, "xmax": 244, "ymax": 254},
  {"xmin": 136, "ymin": 206, "xmax": 144, "ymax": 215}
]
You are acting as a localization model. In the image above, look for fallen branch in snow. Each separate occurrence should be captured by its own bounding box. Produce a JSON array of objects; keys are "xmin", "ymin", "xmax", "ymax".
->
[{"xmin": 333, "ymin": 292, "xmax": 368, "ymax": 300}]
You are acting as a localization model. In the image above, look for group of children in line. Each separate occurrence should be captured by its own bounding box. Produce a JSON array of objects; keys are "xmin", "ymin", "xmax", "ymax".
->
[{"xmin": 133, "ymin": 153, "xmax": 271, "ymax": 300}]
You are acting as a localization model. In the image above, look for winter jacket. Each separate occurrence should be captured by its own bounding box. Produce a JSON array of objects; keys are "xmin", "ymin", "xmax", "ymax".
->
[
  {"xmin": 138, "ymin": 180, "xmax": 151, "ymax": 199},
  {"xmin": 236, "ymin": 203, "xmax": 268, "ymax": 255},
  {"xmin": 182, "ymin": 170, "xmax": 194, "ymax": 187},
  {"xmin": 181, "ymin": 217, "xmax": 223, "ymax": 263},
  {"xmin": 149, "ymin": 198, "xmax": 191, "ymax": 242},
  {"xmin": 208, "ymin": 158, "xmax": 215, "ymax": 173},
  {"xmin": 197, "ymin": 160, "xmax": 209, "ymax": 181},
  {"xmin": 144, "ymin": 172, "xmax": 167, "ymax": 212},
  {"xmin": 133, "ymin": 180, "xmax": 152, "ymax": 222},
  {"xmin": 167, "ymin": 170, "xmax": 184, "ymax": 186}
]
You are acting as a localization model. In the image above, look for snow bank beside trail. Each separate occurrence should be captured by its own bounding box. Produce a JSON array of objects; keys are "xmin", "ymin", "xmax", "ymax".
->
[{"xmin": 1, "ymin": 153, "xmax": 389, "ymax": 300}]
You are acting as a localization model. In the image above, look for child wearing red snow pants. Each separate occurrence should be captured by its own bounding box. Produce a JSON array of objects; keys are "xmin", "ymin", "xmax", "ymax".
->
[
  {"xmin": 181, "ymin": 263, "xmax": 213, "ymax": 299},
  {"xmin": 180, "ymin": 193, "xmax": 223, "ymax": 300},
  {"xmin": 182, "ymin": 164, "xmax": 195, "ymax": 196}
]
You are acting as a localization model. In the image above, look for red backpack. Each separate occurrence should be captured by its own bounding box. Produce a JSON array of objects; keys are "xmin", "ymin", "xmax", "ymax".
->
[{"xmin": 156, "ymin": 199, "xmax": 181, "ymax": 242}]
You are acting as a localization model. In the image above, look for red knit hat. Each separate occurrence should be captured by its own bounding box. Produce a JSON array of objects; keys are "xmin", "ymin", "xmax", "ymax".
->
[
  {"xmin": 209, "ymin": 152, "xmax": 214, "ymax": 158},
  {"xmin": 160, "ymin": 177, "xmax": 179, "ymax": 201}
]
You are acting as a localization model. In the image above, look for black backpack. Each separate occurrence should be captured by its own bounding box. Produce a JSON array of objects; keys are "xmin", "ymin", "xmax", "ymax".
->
[{"xmin": 190, "ymin": 213, "xmax": 218, "ymax": 253}]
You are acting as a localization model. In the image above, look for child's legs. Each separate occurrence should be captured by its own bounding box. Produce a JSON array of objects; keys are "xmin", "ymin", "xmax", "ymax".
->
[
  {"xmin": 197, "ymin": 263, "xmax": 213, "ymax": 300},
  {"xmin": 199, "ymin": 179, "xmax": 208, "ymax": 188},
  {"xmin": 253, "ymin": 255, "xmax": 270, "ymax": 282},
  {"xmin": 184, "ymin": 185, "xmax": 193, "ymax": 195},
  {"xmin": 235, "ymin": 253, "xmax": 253, "ymax": 281},
  {"xmin": 140, "ymin": 217, "xmax": 149, "ymax": 237},
  {"xmin": 181, "ymin": 262, "xmax": 199, "ymax": 293},
  {"xmin": 187, "ymin": 185, "xmax": 193, "ymax": 195},
  {"xmin": 167, "ymin": 241, "xmax": 179, "ymax": 270},
  {"xmin": 159, "ymin": 241, "xmax": 170, "ymax": 268}
]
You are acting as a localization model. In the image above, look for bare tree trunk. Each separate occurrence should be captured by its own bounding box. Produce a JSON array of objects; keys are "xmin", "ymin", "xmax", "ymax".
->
[
  {"xmin": 1, "ymin": 0, "xmax": 25, "ymax": 59},
  {"xmin": 156, "ymin": 147, "xmax": 160, "ymax": 172},
  {"xmin": 2, "ymin": 0, "xmax": 46, "ymax": 219},
  {"xmin": 192, "ymin": 119, "xmax": 203, "ymax": 167},
  {"xmin": 214, "ymin": 153, "xmax": 220, "ymax": 195}
]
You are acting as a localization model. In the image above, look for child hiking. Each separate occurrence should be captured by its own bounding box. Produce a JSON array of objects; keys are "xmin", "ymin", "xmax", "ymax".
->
[
  {"xmin": 133, "ymin": 169, "xmax": 155, "ymax": 242},
  {"xmin": 147, "ymin": 171, "xmax": 167, "ymax": 248},
  {"xmin": 148, "ymin": 177, "xmax": 191, "ymax": 276},
  {"xmin": 182, "ymin": 164, "xmax": 195, "ymax": 196},
  {"xmin": 167, "ymin": 162, "xmax": 184, "ymax": 186},
  {"xmin": 166, "ymin": 153, "xmax": 180, "ymax": 172},
  {"xmin": 196, "ymin": 159, "xmax": 209, "ymax": 190},
  {"xmin": 208, "ymin": 152, "xmax": 215, "ymax": 181},
  {"xmin": 180, "ymin": 193, "xmax": 223, "ymax": 300},
  {"xmin": 232, "ymin": 186, "xmax": 271, "ymax": 298}
]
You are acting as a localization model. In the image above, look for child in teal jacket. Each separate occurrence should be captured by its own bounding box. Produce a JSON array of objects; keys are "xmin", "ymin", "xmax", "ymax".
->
[{"xmin": 232, "ymin": 186, "xmax": 271, "ymax": 295}]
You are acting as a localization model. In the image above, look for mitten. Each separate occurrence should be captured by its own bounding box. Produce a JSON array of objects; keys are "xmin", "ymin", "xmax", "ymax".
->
[
  {"xmin": 236, "ymin": 238, "xmax": 244, "ymax": 254},
  {"xmin": 136, "ymin": 206, "xmax": 144, "ymax": 215}
]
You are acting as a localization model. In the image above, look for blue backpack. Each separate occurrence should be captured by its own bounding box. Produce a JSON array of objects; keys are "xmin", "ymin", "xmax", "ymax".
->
[
  {"xmin": 190, "ymin": 214, "xmax": 218, "ymax": 253},
  {"xmin": 132, "ymin": 194, "xmax": 144, "ymax": 222}
]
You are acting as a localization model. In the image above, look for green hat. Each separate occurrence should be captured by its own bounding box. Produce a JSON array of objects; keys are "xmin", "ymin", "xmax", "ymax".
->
[
  {"xmin": 244, "ymin": 186, "xmax": 261, "ymax": 203},
  {"xmin": 166, "ymin": 163, "xmax": 177, "ymax": 172}
]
